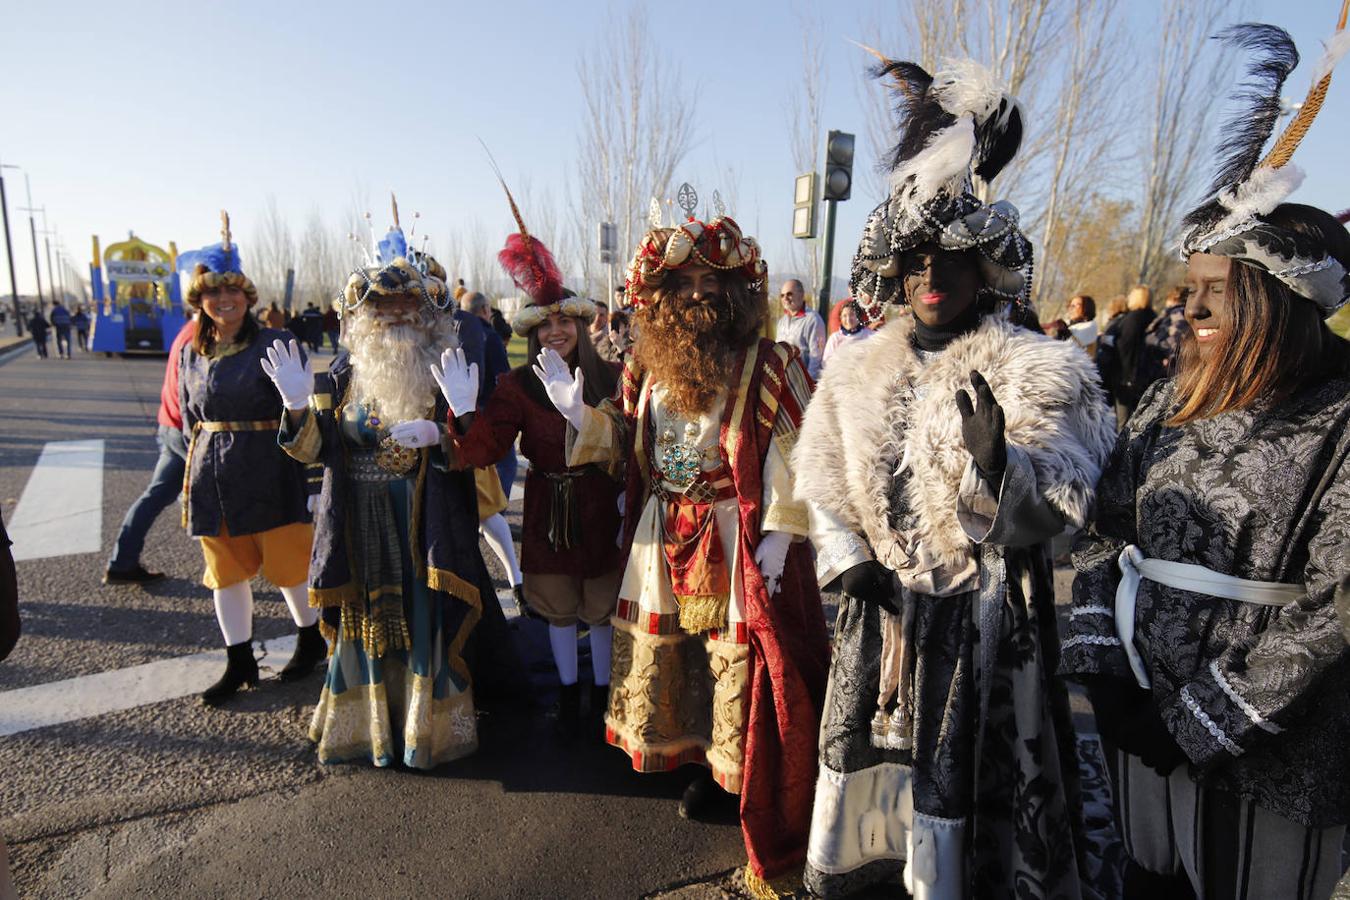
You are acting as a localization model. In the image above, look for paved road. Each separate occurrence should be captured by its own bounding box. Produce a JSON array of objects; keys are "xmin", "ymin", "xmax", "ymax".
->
[{"xmin": 0, "ymin": 340, "xmax": 1127, "ymax": 899}]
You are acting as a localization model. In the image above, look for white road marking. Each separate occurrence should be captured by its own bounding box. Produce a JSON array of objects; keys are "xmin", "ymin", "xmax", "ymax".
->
[
  {"xmin": 10, "ymin": 439, "xmax": 105, "ymax": 561},
  {"xmin": 0, "ymin": 636, "xmax": 296, "ymax": 738}
]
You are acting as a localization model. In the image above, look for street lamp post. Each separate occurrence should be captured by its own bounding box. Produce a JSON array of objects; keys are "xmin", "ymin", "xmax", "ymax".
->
[
  {"xmin": 39, "ymin": 211, "xmax": 57, "ymax": 306},
  {"xmin": 0, "ymin": 162, "xmax": 22, "ymax": 336},
  {"xmin": 817, "ymin": 130, "xmax": 855, "ymax": 317},
  {"xmin": 17, "ymin": 174, "xmax": 45, "ymax": 313}
]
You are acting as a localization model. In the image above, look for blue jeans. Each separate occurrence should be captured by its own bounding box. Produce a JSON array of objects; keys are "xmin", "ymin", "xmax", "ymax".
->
[
  {"xmin": 107, "ymin": 425, "xmax": 188, "ymax": 572},
  {"xmin": 54, "ymin": 326, "xmax": 72, "ymax": 358}
]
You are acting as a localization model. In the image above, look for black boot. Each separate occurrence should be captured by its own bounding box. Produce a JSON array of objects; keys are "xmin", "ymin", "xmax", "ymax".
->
[
  {"xmin": 679, "ymin": 768, "xmax": 738, "ymax": 822},
  {"xmin": 279, "ymin": 623, "xmax": 327, "ymax": 682},
  {"xmin": 555, "ymin": 683, "xmax": 581, "ymax": 740},
  {"xmin": 201, "ymin": 641, "xmax": 259, "ymax": 707},
  {"xmin": 590, "ymin": 683, "xmax": 610, "ymax": 729}
]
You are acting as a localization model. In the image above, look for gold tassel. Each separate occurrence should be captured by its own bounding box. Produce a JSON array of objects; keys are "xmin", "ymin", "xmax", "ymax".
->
[
  {"xmin": 741, "ymin": 864, "xmax": 801, "ymax": 900},
  {"xmin": 677, "ymin": 594, "xmax": 729, "ymax": 634}
]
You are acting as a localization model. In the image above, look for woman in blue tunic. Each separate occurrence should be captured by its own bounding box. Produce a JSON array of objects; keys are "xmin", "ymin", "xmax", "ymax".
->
[{"xmin": 179, "ymin": 221, "xmax": 324, "ymax": 707}]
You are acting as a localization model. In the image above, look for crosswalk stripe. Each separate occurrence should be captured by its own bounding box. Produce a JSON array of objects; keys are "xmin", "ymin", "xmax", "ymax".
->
[{"xmin": 10, "ymin": 439, "xmax": 105, "ymax": 561}]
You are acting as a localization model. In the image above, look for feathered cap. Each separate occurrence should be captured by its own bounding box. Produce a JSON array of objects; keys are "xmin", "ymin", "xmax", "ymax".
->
[
  {"xmin": 185, "ymin": 211, "xmax": 258, "ymax": 308},
  {"xmin": 1179, "ymin": 21, "xmax": 1350, "ymax": 315},
  {"xmin": 339, "ymin": 194, "xmax": 451, "ymax": 319},
  {"xmin": 490, "ymin": 170, "xmax": 597, "ymax": 336},
  {"xmin": 625, "ymin": 215, "xmax": 767, "ymax": 309},
  {"xmin": 849, "ymin": 54, "xmax": 1032, "ymax": 327}
]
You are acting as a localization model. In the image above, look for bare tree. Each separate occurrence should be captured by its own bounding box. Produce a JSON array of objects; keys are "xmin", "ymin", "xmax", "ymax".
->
[
  {"xmin": 248, "ymin": 195, "xmax": 294, "ymax": 310},
  {"xmin": 572, "ymin": 6, "xmax": 696, "ymax": 300},
  {"xmin": 785, "ymin": 8, "xmax": 827, "ymax": 290},
  {"xmin": 1134, "ymin": 0, "xmax": 1228, "ymax": 288}
]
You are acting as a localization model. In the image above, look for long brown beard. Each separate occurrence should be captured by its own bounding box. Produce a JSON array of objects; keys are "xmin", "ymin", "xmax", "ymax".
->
[{"xmin": 634, "ymin": 294, "xmax": 739, "ymax": 415}]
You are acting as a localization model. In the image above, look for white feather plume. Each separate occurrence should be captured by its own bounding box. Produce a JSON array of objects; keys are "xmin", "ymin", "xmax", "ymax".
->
[
  {"xmin": 890, "ymin": 118, "xmax": 976, "ymax": 206},
  {"xmin": 931, "ymin": 58, "xmax": 1009, "ymax": 124},
  {"xmin": 1217, "ymin": 163, "xmax": 1305, "ymax": 223},
  {"xmin": 1311, "ymin": 28, "xmax": 1350, "ymax": 84}
]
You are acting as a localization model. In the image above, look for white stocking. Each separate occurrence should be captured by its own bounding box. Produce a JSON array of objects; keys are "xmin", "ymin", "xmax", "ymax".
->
[
  {"xmin": 479, "ymin": 514, "xmax": 523, "ymax": 587},
  {"xmin": 588, "ymin": 624, "xmax": 613, "ymax": 686},
  {"xmin": 279, "ymin": 582, "xmax": 318, "ymax": 628},
  {"xmin": 548, "ymin": 623, "xmax": 579, "ymax": 686},
  {"xmin": 213, "ymin": 581, "xmax": 254, "ymax": 646}
]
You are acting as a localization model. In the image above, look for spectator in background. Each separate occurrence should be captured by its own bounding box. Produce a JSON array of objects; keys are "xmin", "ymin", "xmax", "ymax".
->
[
  {"xmin": 49, "ymin": 300, "xmax": 73, "ymax": 359},
  {"xmin": 453, "ymin": 277, "xmax": 467, "ymax": 302},
  {"xmin": 1094, "ymin": 295, "xmax": 1128, "ymax": 404},
  {"xmin": 613, "ymin": 284, "xmax": 631, "ymax": 315},
  {"xmin": 775, "ymin": 278, "xmax": 826, "ymax": 379},
  {"xmin": 285, "ymin": 307, "xmax": 307, "ymax": 343},
  {"xmin": 72, "ymin": 306, "xmax": 91, "ymax": 351},
  {"xmin": 489, "ymin": 304, "xmax": 512, "ymax": 345},
  {"xmin": 264, "ymin": 301, "xmax": 286, "ymax": 330},
  {"xmin": 608, "ymin": 309, "xmax": 632, "ymax": 357},
  {"xmin": 322, "ymin": 303, "xmax": 339, "ymax": 353},
  {"xmin": 1107, "ymin": 284, "xmax": 1157, "ymax": 424},
  {"xmin": 1140, "ymin": 285, "xmax": 1190, "ymax": 382},
  {"xmin": 1066, "ymin": 293, "xmax": 1098, "ymax": 356},
  {"xmin": 104, "ymin": 318, "xmax": 197, "ymax": 585},
  {"xmin": 589, "ymin": 300, "xmax": 622, "ymax": 363},
  {"xmin": 821, "ymin": 298, "xmax": 872, "ymax": 367},
  {"xmin": 301, "ymin": 303, "xmax": 323, "ymax": 353},
  {"xmin": 27, "ymin": 309, "xmax": 49, "ymax": 358}
]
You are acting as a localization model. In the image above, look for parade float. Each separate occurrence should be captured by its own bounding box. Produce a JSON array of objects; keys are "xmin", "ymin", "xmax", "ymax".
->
[{"xmin": 89, "ymin": 233, "xmax": 186, "ymax": 354}]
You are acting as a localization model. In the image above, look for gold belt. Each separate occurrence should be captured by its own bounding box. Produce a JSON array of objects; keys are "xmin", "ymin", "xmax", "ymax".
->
[
  {"xmin": 654, "ymin": 475, "xmax": 734, "ymax": 505},
  {"xmin": 182, "ymin": 419, "xmax": 283, "ymax": 527}
]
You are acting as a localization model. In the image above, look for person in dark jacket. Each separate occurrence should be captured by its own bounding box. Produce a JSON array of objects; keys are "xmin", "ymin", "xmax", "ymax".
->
[
  {"xmin": 179, "ymin": 227, "xmax": 322, "ymax": 707},
  {"xmin": 1108, "ymin": 284, "xmax": 1157, "ymax": 424},
  {"xmin": 27, "ymin": 310, "xmax": 49, "ymax": 358},
  {"xmin": 72, "ymin": 307, "xmax": 91, "ymax": 351},
  {"xmin": 49, "ymin": 300, "xmax": 73, "ymax": 358}
]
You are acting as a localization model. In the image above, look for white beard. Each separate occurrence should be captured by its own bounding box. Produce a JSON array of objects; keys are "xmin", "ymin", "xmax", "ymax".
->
[{"xmin": 345, "ymin": 309, "xmax": 456, "ymax": 424}]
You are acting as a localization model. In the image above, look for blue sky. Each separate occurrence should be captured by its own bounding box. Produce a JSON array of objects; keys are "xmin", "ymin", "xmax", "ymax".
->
[{"xmin": 0, "ymin": 0, "xmax": 1345, "ymax": 300}]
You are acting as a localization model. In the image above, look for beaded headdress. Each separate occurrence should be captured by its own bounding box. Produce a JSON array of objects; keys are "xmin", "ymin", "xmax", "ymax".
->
[
  {"xmin": 338, "ymin": 194, "xmax": 452, "ymax": 319},
  {"xmin": 1179, "ymin": 20, "xmax": 1350, "ymax": 315},
  {"xmin": 625, "ymin": 214, "xmax": 767, "ymax": 310},
  {"xmin": 848, "ymin": 55, "xmax": 1032, "ymax": 328},
  {"xmin": 185, "ymin": 211, "xmax": 258, "ymax": 308}
]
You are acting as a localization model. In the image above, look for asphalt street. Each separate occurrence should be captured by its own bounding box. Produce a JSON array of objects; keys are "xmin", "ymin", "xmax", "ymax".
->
[{"xmin": 0, "ymin": 339, "xmax": 1109, "ymax": 899}]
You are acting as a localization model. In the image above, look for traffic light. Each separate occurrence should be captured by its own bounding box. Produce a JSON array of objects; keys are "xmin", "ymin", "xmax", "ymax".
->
[{"xmin": 822, "ymin": 130, "xmax": 855, "ymax": 202}]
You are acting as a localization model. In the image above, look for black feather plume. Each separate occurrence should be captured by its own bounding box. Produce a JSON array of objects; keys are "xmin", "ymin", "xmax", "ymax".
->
[
  {"xmin": 973, "ymin": 99, "xmax": 1022, "ymax": 182},
  {"xmin": 872, "ymin": 60, "xmax": 957, "ymax": 175},
  {"xmin": 1199, "ymin": 23, "xmax": 1299, "ymax": 205}
]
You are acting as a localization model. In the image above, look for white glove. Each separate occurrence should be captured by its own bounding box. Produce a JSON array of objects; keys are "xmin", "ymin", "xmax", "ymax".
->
[
  {"xmin": 388, "ymin": 419, "xmax": 442, "ymax": 449},
  {"xmin": 260, "ymin": 339, "xmax": 314, "ymax": 411},
  {"xmin": 532, "ymin": 347, "xmax": 585, "ymax": 430},
  {"xmin": 430, "ymin": 347, "xmax": 479, "ymax": 416},
  {"xmin": 306, "ymin": 495, "xmax": 319, "ymax": 516},
  {"xmin": 754, "ymin": 531, "xmax": 793, "ymax": 596}
]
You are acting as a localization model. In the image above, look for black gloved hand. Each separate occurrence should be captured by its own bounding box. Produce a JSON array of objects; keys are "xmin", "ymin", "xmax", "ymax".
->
[
  {"xmin": 955, "ymin": 370, "xmax": 1007, "ymax": 481},
  {"xmin": 838, "ymin": 560, "xmax": 898, "ymax": 614},
  {"xmin": 1084, "ymin": 675, "xmax": 1187, "ymax": 776}
]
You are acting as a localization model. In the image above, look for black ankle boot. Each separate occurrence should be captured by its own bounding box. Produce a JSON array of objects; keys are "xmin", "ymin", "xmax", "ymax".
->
[
  {"xmin": 590, "ymin": 683, "xmax": 610, "ymax": 727},
  {"xmin": 679, "ymin": 769, "xmax": 736, "ymax": 822},
  {"xmin": 201, "ymin": 641, "xmax": 260, "ymax": 707},
  {"xmin": 279, "ymin": 623, "xmax": 327, "ymax": 682},
  {"xmin": 556, "ymin": 683, "xmax": 581, "ymax": 740}
]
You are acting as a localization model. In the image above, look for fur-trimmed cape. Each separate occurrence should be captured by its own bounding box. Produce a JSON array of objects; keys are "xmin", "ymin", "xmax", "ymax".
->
[{"xmin": 794, "ymin": 312, "xmax": 1114, "ymax": 574}]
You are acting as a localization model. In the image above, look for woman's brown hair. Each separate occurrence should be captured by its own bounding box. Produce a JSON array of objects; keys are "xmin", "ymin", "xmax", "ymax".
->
[
  {"xmin": 186, "ymin": 266, "xmax": 259, "ymax": 356},
  {"xmin": 1168, "ymin": 203, "xmax": 1350, "ymax": 426}
]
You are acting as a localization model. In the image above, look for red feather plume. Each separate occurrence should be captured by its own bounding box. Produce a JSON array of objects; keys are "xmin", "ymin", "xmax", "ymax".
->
[{"xmin": 498, "ymin": 232, "xmax": 564, "ymax": 305}]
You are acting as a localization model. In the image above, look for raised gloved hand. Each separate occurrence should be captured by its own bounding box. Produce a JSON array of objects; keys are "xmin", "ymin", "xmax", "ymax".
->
[
  {"xmin": 532, "ymin": 347, "xmax": 585, "ymax": 430},
  {"xmin": 838, "ymin": 560, "xmax": 898, "ymax": 614},
  {"xmin": 754, "ymin": 531, "xmax": 793, "ymax": 596},
  {"xmin": 259, "ymin": 339, "xmax": 314, "ymax": 411},
  {"xmin": 388, "ymin": 420, "xmax": 441, "ymax": 449},
  {"xmin": 430, "ymin": 347, "xmax": 479, "ymax": 417},
  {"xmin": 955, "ymin": 370, "xmax": 1007, "ymax": 481}
]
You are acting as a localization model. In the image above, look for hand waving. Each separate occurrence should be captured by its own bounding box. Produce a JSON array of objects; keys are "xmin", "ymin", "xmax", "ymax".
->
[
  {"xmin": 430, "ymin": 347, "xmax": 479, "ymax": 417},
  {"xmin": 754, "ymin": 531, "xmax": 793, "ymax": 596},
  {"xmin": 259, "ymin": 339, "xmax": 314, "ymax": 411},
  {"xmin": 532, "ymin": 348, "xmax": 585, "ymax": 430},
  {"xmin": 955, "ymin": 370, "xmax": 1007, "ymax": 480}
]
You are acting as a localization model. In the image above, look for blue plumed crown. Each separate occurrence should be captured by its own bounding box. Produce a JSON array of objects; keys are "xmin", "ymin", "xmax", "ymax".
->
[
  {"xmin": 186, "ymin": 210, "xmax": 257, "ymax": 306},
  {"xmin": 338, "ymin": 193, "xmax": 450, "ymax": 318}
]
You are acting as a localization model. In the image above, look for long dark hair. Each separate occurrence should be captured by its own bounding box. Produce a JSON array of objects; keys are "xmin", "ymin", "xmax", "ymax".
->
[
  {"xmin": 1169, "ymin": 203, "xmax": 1350, "ymax": 426},
  {"xmin": 518, "ymin": 315, "xmax": 619, "ymax": 410}
]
